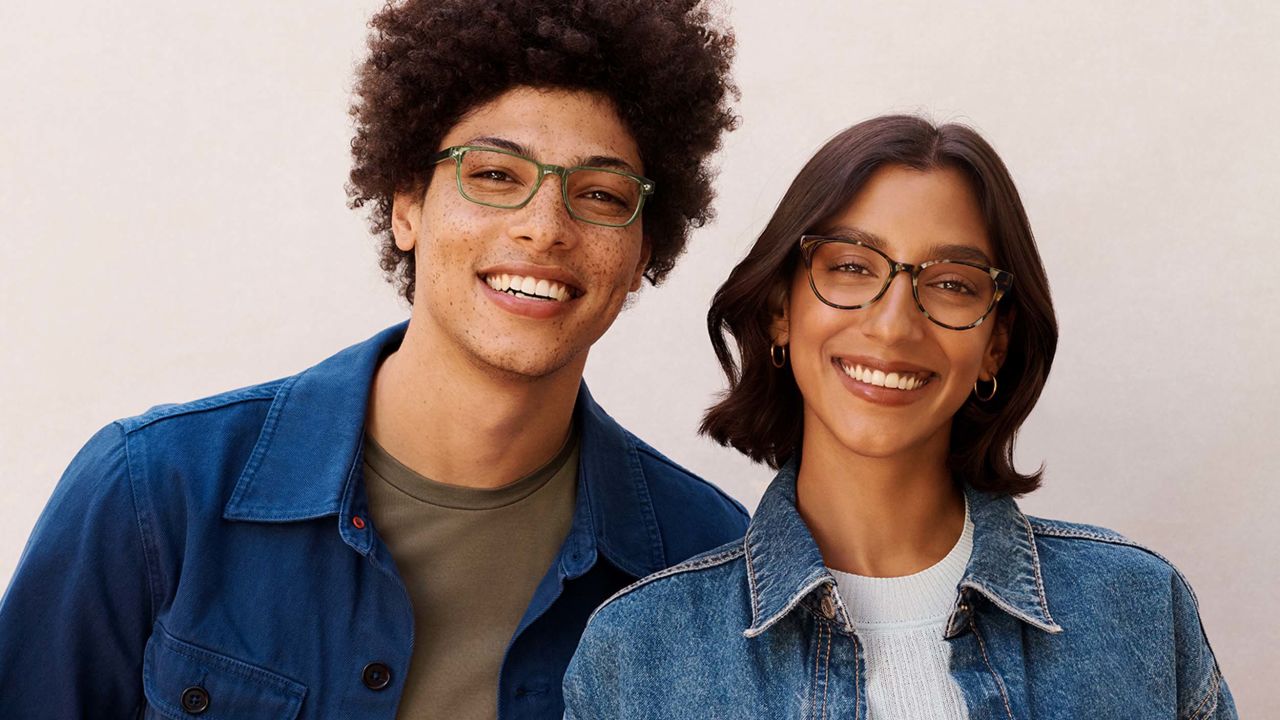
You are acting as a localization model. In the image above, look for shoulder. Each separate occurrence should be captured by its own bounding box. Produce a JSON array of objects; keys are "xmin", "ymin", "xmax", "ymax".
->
[
  {"xmin": 1027, "ymin": 515, "xmax": 1190, "ymax": 594},
  {"xmin": 1026, "ymin": 515, "xmax": 1235, "ymax": 717},
  {"xmin": 623, "ymin": 429, "xmax": 750, "ymax": 553},
  {"xmin": 117, "ymin": 377, "xmax": 286, "ymax": 438},
  {"xmin": 588, "ymin": 539, "xmax": 747, "ymax": 629},
  {"xmin": 98, "ymin": 377, "xmax": 293, "ymax": 515}
]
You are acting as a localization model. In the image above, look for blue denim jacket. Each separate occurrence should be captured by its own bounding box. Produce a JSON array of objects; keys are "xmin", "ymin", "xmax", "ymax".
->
[
  {"xmin": 0, "ymin": 323, "xmax": 748, "ymax": 719},
  {"xmin": 564, "ymin": 461, "xmax": 1236, "ymax": 719}
]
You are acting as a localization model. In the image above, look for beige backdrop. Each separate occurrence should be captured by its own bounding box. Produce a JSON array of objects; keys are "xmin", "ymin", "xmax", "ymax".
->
[{"xmin": 2, "ymin": 0, "xmax": 1276, "ymax": 713}]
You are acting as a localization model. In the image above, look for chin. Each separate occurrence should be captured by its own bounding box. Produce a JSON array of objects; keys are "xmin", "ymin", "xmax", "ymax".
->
[{"xmin": 475, "ymin": 345, "xmax": 583, "ymax": 381}]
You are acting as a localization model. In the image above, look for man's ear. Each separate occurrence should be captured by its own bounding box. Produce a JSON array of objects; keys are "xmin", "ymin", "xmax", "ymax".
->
[
  {"xmin": 629, "ymin": 236, "xmax": 653, "ymax": 292},
  {"xmin": 391, "ymin": 187, "xmax": 424, "ymax": 252},
  {"xmin": 982, "ymin": 306, "xmax": 1016, "ymax": 380}
]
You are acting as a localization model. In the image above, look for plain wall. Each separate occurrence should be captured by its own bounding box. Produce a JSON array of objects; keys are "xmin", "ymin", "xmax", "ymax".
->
[{"xmin": 2, "ymin": 0, "xmax": 1276, "ymax": 713}]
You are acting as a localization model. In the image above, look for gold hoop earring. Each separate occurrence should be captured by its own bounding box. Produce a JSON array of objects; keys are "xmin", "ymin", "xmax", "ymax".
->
[
  {"xmin": 973, "ymin": 376, "xmax": 998, "ymax": 402},
  {"xmin": 770, "ymin": 344, "xmax": 788, "ymax": 369}
]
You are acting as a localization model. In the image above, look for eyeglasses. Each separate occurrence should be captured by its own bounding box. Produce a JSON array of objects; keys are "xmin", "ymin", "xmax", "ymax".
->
[
  {"xmin": 429, "ymin": 145, "xmax": 655, "ymax": 228},
  {"xmin": 798, "ymin": 235, "xmax": 1014, "ymax": 330}
]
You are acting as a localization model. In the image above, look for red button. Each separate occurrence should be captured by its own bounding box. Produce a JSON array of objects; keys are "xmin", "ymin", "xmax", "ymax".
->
[{"xmin": 352, "ymin": 516, "xmax": 366, "ymax": 530}]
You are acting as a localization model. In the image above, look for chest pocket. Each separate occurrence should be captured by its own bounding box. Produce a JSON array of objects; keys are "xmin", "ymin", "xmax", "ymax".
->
[{"xmin": 142, "ymin": 624, "xmax": 307, "ymax": 719}]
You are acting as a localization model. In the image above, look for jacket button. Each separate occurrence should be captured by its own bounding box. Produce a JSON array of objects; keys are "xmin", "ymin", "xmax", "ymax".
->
[
  {"xmin": 362, "ymin": 662, "xmax": 392, "ymax": 690},
  {"xmin": 819, "ymin": 594, "xmax": 837, "ymax": 620},
  {"xmin": 180, "ymin": 686, "xmax": 210, "ymax": 714}
]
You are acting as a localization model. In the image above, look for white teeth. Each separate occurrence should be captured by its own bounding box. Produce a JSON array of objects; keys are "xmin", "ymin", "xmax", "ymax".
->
[
  {"xmin": 484, "ymin": 273, "xmax": 572, "ymax": 302},
  {"xmin": 839, "ymin": 361, "xmax": 930, "ymax": 391}
]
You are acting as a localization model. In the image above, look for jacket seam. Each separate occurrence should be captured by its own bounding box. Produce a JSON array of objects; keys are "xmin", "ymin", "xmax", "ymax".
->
[
  {"xmin": 1185, "ymin": 666, "xmax": 1221, "ymax": 720},
  {"xmin": 585, "ymin": 545, "xmax": 745, "ymax": 626},
  {"xmin": 116, "ymin": 421, "xmax": 159, "ymax": 631},
  {"xmin": 1030, "ymin": 523, "xmax": 1195, "ymax": 606},
  {"xmin": 970, "ymin": 614, "xmax": 1014, "ymax": 720},
  {"xmin": 121, "ymin": 384, "xmax": 282, "ymax": 434}
]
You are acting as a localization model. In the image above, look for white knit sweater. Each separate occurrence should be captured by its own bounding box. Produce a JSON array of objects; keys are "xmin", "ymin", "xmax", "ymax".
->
[{"xmin": 828, "ymin": 508, "xmax": 974, "ymax": 720}]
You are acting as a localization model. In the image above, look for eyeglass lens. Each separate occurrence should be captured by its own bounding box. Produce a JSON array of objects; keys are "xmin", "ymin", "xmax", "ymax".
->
[
  {"xmin": 456, "ymin": 149, "xmax": 642, "ymax": 225},
  {"xmin": 808, "ymin": 242, "xmax": 997, "ymax": 328}
]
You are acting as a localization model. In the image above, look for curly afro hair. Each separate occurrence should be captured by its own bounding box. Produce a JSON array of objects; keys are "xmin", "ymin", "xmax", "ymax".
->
[{"xmin": 347, "ymin": 0, "xmax": 739, "ymax": 304}]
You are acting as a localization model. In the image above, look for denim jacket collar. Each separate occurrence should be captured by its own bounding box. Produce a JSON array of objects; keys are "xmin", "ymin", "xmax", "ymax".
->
[
  {"xmin": 742, "ymin": 459, "xmax": 1063, "ymax": 638},
  {"xmin": 221, "ymin": 321, "xmax": 667, "ymax": 578}
]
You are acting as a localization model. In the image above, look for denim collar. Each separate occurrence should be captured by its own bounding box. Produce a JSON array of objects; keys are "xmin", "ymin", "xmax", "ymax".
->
[
  {"xmin": 222, "ymin": 321, "xmax": 667, "ymax": 579},
  {"xmin": 742, "ymin": 459, "xmax": 1062, "ymax": 638}
]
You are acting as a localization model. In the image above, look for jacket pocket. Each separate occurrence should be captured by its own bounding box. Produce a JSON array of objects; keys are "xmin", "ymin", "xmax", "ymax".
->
[{"xmin": 142, "ymin": 624, "xmax": 307, "ymax": 719}]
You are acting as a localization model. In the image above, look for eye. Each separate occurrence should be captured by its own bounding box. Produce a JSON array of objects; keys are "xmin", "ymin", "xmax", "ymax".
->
[
  {"xmin": 579, "ymin": 188, "xmax": 628, "ymax": 207},
  {"xmin": 830, "ymin": 261, "xmax": 873, "ymax": 275},
  {"xmin": 471, "ymin": 169, "xmax": 516, "ymax": 183},
  {"xmin": 929, "ymin": 278, "xmax": 978, "ymax": 295}
]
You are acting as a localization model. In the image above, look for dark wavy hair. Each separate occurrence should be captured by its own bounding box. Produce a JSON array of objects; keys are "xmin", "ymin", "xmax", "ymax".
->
[
  {"xmin": 347, "ymin": 0, "xmax": 738, "ymax": 303},
  {"xmin": 701, "ymin": 115, "xmax": 1058, "ymax": 496}
]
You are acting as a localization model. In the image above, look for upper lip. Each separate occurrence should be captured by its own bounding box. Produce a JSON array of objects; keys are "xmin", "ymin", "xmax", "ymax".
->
[
  {"xmin": 478, "ymin": 262, "xmax": 584, "ymax": 296},
  {"xmin": 834, "ymin": 354, "xmax": 937, "ymax": 377}
]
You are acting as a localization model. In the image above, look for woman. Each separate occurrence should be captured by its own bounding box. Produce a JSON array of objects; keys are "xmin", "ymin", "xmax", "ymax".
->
[{"xmin": 562, "ymin": 116, "xmax": 1236, "ymax": 719}]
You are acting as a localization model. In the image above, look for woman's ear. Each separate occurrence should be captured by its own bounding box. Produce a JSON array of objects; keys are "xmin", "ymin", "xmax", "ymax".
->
[
  {"xmin": 768, "ymin": 281, "xmax": 791, "ymax": 346},
  {"xmin": 982, "ymin": 306, "xmax": 1016, "ymax": 380}
]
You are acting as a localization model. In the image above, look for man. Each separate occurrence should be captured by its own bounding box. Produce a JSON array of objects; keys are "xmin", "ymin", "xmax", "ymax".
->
[{"xmin": 0, "ymin": 1, "xmax": 744, "ymax": 717}]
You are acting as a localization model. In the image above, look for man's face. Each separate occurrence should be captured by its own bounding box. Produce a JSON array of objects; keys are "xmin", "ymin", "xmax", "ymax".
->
[{"xmin": 392, "ymin": 87, "xmax": 650, "ymax": 382}]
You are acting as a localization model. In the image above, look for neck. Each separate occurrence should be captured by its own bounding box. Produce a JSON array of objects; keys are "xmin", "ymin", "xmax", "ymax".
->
[
  {"xmin": 796, "ymin": 421, "xmax": 965, "ymax": 578},
  {"xmin": 366, "ymin": 316, "xmax": 583, "ymax": 489}
]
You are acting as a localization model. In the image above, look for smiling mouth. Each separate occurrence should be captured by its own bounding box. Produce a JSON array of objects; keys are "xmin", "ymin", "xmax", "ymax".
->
[
  {"xmin": 482, "ymin": 273, "xmax": 580, "ymax": 302},
  {"xmin": 835, "ymin": 359, "xmax": 935, "ymax": 391}
]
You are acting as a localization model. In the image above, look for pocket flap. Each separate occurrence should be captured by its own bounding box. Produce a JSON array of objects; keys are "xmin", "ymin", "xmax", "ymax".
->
[{"xmin": 143, "ymin": 625, "xmax": 307, "ymax": 719}]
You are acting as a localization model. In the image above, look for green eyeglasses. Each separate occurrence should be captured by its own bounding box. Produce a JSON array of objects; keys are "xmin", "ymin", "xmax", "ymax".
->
[
  {"xmin": 429, "ymin": 145, "xmax": 655, "ymax": 228},
  {"xmin": 799, "ymin": 235, "xmax": 1015, "ymax": 330}
]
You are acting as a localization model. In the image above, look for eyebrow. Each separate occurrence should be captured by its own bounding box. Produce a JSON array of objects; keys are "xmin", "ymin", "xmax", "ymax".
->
[
  {"xmin": 465, "ymin": 136, "xmax": 639, "ymax": 174},
  {"xmin": 824, "ymin": 225, "xmax": 994, "ymax": 265}
]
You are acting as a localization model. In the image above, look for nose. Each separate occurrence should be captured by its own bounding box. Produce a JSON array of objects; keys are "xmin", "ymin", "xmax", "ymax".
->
[
  {"xmin": 504, "ymin": 171, "xmax": 578, "ymax": 252},
  {"xmin": 861, "ymin": 268, "xmax": 927, "ymax": 344}
]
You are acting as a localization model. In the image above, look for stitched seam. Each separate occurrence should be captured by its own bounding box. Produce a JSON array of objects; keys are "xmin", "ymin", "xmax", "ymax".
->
[
  {"xmin": 122, "ymin": 385, "xmax": 282, "ymax": 433},
  {"xmin": 820, "ymin": 622, "xmax": 830, "ymax": 720},
  {"xmin": 585, "ymin": 546, "xmax": 745, "ymax": 625},
  {"xmin": 1016, "ymin": 510, "xmax": 1056, "ymax": 625},
  {"xmin": 746, "ymin": 576, "xmax": 831, "ymax": 638},
  {"xmin": 116, "ymin": 422, "xmax": 159, "ymax": 631},
  {"xmin": 1186, "ymin": 667, "xmax": 1221, "ymax": 720},
  {"xmin": 154, "ymin": 624, "xmax": 307, "ymax": 694},
  {"xmin": 745, "ymin": 534, "xmax": 761, "ymax": 625},
  {"xmin": 971, "ymin": 615, "xmax": 1014, "ymax": 720},
  {"xmin": 1032, "ymin": 524, "xmax": 1179, "ymax": 577},
  {"xmin": 852, "ymin": 633, "xmax": 861, "ymax": 720},
  {"xmin": 808, "ymin": 620, "xmax": 819, "ymax": 719},
  {"xmin": 959, "ymin": 579, "xmax": 1060, "ymax": 634}
]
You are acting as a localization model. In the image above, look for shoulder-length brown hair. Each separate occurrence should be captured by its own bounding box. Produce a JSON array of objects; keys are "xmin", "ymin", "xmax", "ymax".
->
[{"xmin": 701, "ymin": 115, "xmax": 1058, "ymax": 496}]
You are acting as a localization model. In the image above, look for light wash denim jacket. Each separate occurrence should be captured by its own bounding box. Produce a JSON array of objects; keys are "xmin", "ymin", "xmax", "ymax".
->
[{"xmin": 564, "ymin": 460, "xmax": 1236, "ymax": 719}]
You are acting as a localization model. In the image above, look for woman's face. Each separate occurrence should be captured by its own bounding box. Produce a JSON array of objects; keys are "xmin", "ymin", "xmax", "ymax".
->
[{"xmin": 776, "ymin": 164, "xmax": 1010, "ymax": 463}]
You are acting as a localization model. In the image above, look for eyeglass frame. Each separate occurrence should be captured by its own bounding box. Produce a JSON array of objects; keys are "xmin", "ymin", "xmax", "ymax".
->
[
  {"xmin": 428, "ymin": 145, "xmax": 656, "ymax": 228},
  {"xmin": 798, "ymin": 234, "xmax": 1015, "ymax": 331}
]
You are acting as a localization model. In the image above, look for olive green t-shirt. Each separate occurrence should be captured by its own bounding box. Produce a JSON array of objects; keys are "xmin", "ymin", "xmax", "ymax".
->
[{"xmin": 362, "ymin": 430, "xmax": 579, "ymax": 720}]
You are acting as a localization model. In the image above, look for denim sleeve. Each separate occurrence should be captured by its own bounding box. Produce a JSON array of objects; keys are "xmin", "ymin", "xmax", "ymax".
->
[
  {"xmin": 1171, "ymin": 571, "xmax": 1237, "ymax": 720},
  {"xmin": 0, "ymin": 423, "xmax": 153, "ymax": 716},
  {"xmin": 561, "ymin": 613, "xmax": 623, "ymax": 720}
]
